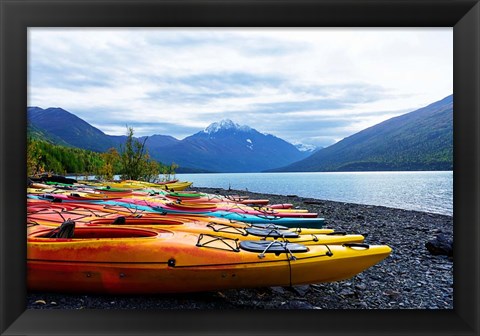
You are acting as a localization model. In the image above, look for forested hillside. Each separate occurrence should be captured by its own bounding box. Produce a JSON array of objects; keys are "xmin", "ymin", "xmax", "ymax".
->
[
  {"xmin": 27, "ymin": 138, "xmax": 111, "ymax": 176},
  {"xmin": 270, "ymin": 95, "xmax": 453, "ymax": 172}
]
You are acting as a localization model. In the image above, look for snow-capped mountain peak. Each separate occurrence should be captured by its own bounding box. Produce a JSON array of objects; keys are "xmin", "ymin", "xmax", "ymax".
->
[
  {"xmin": 294, "ymin": 143, "xmax": 318, "ymax": 153},
  {"xmin": 204, "ymin": 119, "xmax": 252, "ymax": 134}
]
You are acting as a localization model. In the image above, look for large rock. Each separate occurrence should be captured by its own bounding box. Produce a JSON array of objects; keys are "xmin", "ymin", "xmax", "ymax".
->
[{"xmin": 425, "ymin": 233, "xmax": 453, "ymax": 257}]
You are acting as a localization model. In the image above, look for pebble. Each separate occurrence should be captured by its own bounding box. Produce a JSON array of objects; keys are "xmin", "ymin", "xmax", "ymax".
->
[
  {"xmin": 27, "ymin": 187, "xmax": 453, "ymax": 310},
  {"xmin": 292, "ymin": 285, "xmax": 310, "ymax": 296},
  {"xmin": 270, "ymin": 287, "xmax": 286, "ymax": 295},
  {"xmin": 355, "ymin": 284, "xmax": 367, "ymax": 291},
  {"xmin": 279, "ymin": 300, "xmax": 314, "ymax": 309}
]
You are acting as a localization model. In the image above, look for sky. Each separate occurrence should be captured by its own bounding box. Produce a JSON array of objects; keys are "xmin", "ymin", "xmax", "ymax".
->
[{"xmin": 28, "ymin": 28, "xmax": 452, "ymax": 148}]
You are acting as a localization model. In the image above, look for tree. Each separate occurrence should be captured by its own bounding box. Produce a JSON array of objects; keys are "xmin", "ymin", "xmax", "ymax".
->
[
  {"xmin": 160, "ymin": 162, "xmax": 179, "ymax": 181},
  {"xmin": 97, "ymin": 148, "xmax": 121, "ymax": 181},
  {"xmin": 119, "ymin": 126, "xmax": 159, "ymax": 181},
  {"xmin": 139, "ymin": 153, "xmax": 161, "ymax": 182},
  {"xmin": 27, "ymin": 138, "xmax": 45, "ymax": 176}
]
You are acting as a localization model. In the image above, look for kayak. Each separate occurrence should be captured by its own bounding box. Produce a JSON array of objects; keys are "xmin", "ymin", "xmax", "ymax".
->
[
  {"xmin": 82, "ymin": 217, "xmax": 365, "ymax": 246},
  {"xmin": 30, "ymin": 193, "xmax": 121, "ymax": 202},
  {"xmin": 98, "ymin": 201, "xmax": 326, "ymax": 228},
  {"xmin": 124, "ymin": 179, "xmax": 179, "ymax": 185},
  {"xmin": 105, "ymin": 181, "xmax": 193, "ymax": 191},
  {"xmin": 128, "ymin": 194, "xmax": 305, "ymax": 213},
  {"xmin": 27, "ymin": 196, "xmax": 326, "ymax": 228},
  {"xmin": 263, "ymin": 203, "xmax": 293, "ymax": 209},
  {"xmin": 27, "ymin": 201, "xmax": 335, "ymax": 235},
  {"xmin": 27, "ymin": 225, "xmax": 391, "ymax": 294},
  {"xmin": 30, "ymin": 216, "xmax": 363, "ymax": 246},
  {"xmin": 115, "ymin": 198, "xmax": 318, "ymax": 218},
  {"xmin": 166, "ymin": 191, "xmax": 207, "ymax": 198},
  {"xmin": 27, "ymin": 188, "xmax": 65, "ymax": 195},
  {"xmin": 187, "ymin": 210, "xmax": 325, "ymax": 228},
  {"xmin": 166, "ymin": 194, "xmax": 270, "ymax": 206}
]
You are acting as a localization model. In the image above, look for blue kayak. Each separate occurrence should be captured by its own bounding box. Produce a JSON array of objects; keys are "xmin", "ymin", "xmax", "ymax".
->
[{"xmin": 99, "ymin": 200, "xmax": 325, "ymax": 228}]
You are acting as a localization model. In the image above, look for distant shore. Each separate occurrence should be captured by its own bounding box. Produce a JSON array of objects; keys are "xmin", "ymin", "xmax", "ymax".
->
[{"xmin": 28, "ymin": 187, "xmax": 453, "ymax": 309}]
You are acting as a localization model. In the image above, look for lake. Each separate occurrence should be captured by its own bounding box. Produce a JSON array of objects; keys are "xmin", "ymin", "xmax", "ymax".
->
[{"xmin": 176, "ymin": 171, "xmax": 453, "ymax": 216}]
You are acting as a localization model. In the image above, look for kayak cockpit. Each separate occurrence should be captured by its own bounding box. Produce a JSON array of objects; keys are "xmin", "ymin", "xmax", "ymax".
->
[{"xmin": 29, "ymin": 224, "xmax": 170, "ymax": 240}]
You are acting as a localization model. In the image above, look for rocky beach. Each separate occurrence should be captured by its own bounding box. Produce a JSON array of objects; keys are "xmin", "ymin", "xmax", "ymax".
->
[{"xmin": 27, "ymin": 187, "xmax": 453, "ymax": 310}]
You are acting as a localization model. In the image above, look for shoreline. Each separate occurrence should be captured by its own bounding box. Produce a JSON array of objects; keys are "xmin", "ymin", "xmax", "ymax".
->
[
  {"xmin": 28, "ymin": 187, "xmax": 453, "ymax": 309},
  {"xmin": 194, "ymin": 186, "xmax": 453, "ymax": 218}
]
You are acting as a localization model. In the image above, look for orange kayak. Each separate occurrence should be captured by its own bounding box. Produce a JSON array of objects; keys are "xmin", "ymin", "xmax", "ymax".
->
[{"xmin": 27, "ymin": 225, "xmax": 391, "ymax": 294}]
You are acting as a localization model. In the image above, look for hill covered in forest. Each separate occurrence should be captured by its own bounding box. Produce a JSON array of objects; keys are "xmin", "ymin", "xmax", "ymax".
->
[{"xmin": 269, "ymin": 95, "xmax": 453, "ymax": 172}]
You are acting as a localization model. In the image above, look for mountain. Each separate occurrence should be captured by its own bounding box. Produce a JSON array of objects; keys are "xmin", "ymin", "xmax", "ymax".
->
[
  {"xmin": 27, "ymin": 108, "xmax": 310, "ymax": 172},
  {"xmin": 152, "ymin": 119, "xmax": 311, "ymax": 173},
  {"xmin": 29, "ymin": 96, "xmax": 453, "ymax": 174},
  {"xmin": 27, "ymin": 107, "xmax": 123, "ymax": 151},
  {"xmin": 294, "ymin": 143, "xmax": 320, "ymax": 154},
  {"xmin": 27, "ymin": 121, "xmax": 71, "ymax": 146},
  {"xmin": 269, "ymin": 95, "xmax": 453, "ymax": 172},
  {"xmin": 137, "ymin": 134, "xmax": 180, "ymax": 151}
]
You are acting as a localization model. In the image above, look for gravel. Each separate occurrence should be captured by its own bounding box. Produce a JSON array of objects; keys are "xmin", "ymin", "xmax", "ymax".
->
[{"xmin": 27, "ymin": 187, "xmax": 453, "ymax": 310}]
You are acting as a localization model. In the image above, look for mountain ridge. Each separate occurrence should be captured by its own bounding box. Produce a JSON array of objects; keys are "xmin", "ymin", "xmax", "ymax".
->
[
  {"xmin": 150, "ymin": 119, "xmax": 311, "ymax": 172},
  {"xmin": 27, "ymin": 95, "xmax": 453, "ymax": 173},
  {"xmin": 27, "ymin": 109, "xmax": 311, "ymax": 172},
  {"xmin": 268, "ymin": 95, "xmax": 453, "ymax": 172}
]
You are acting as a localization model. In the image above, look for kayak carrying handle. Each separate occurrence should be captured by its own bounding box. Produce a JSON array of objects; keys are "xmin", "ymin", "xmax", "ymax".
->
[
  {"xmin": 324, "ymin": 244, "xmax": 334, "ymax": 257},
  {"xmin": 258, "ymin": 241, "xmax": 297, "ymax": 261}
]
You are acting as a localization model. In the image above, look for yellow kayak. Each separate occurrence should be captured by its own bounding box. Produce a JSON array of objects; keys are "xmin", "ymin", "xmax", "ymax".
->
[
  {"xmin": 82, "ymin": 216, "xmax": 365, "ymax": 246},
  {"xmin": 104, "ymin": 180, "xmax": 193, "ymax": 191},
  {"xmin": 28, "ymin": 224, "xmax": 391, "ymax": 294}
]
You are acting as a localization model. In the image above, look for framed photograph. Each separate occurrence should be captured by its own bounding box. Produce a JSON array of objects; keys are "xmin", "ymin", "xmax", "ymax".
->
[{"xmin": 1, "ymin": 0, "xmax": 479, "ymax": 335}]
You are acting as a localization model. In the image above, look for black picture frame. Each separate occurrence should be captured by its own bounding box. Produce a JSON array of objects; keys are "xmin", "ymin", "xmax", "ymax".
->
[{"xmin": 1, "ymin": 0, "xmax": 479, "ymax": 335}]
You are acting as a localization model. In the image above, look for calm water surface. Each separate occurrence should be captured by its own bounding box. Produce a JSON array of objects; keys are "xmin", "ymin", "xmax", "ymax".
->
[{"xmin": 177, "ymin": 171, "xmax": 453, "ymax": 216}]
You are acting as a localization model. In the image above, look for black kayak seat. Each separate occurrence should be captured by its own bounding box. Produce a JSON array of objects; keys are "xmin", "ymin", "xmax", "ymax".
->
[
  {"xmin": 245, "ymin": 227, "xmax": 299, "ymax": 238},
  {"xmin": 43, "ymin": 194, "xmax": 62, "ymax": 202},
  {"xmin": 50, "ymin": 219, "xmax": 76, "ymax": 238},
  {"xmin": 239, "ymin": 240, "xmax": 308, "ymax": 253},
  {"xmin": 113, "ymin": 216, "xmax": 126, "ymax": 224}
]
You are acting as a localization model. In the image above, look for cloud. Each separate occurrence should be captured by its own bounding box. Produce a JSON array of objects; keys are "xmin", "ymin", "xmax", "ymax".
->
[{"xmin": 28, "ymin": 27, "xmax": 452, "ymax": 148}]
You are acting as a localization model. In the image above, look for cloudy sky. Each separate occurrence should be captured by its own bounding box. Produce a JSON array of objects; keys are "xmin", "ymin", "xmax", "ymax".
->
[{"xmin": 28, "ymin": 28, "xmax": 452, "ymax": 148}]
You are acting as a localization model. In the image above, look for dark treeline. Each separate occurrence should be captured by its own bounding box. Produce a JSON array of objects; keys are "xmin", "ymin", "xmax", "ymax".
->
[{"xmin": 27, "ymin": 127, "xmax": 178, "ymax": 181}]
